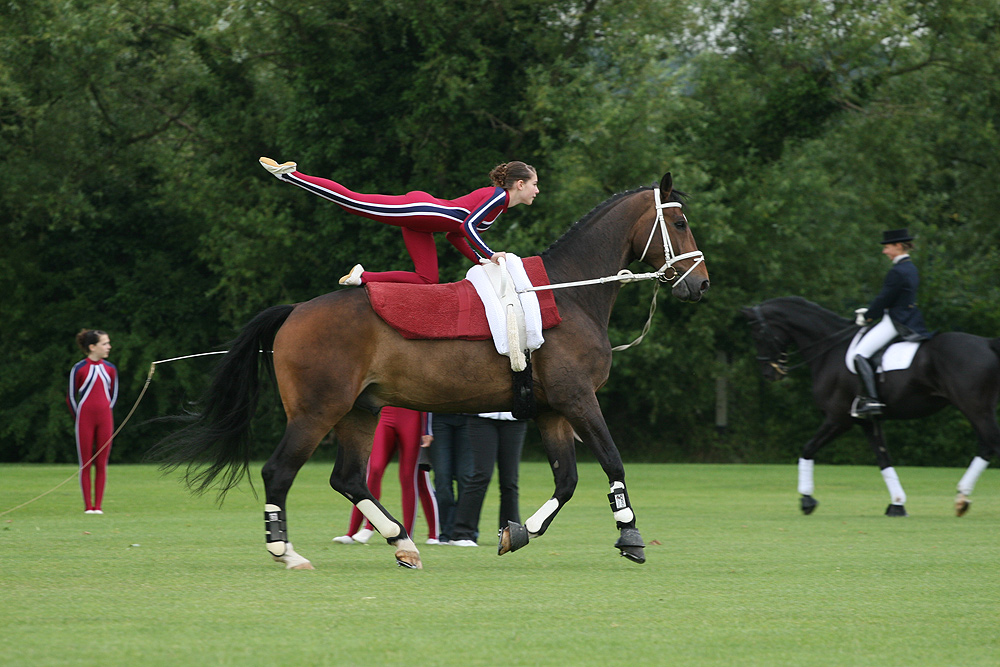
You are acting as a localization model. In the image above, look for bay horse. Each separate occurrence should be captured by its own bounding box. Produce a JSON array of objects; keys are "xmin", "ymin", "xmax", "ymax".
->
[
  {"xmin": 742, "ymin": 297, "xmax": 1000, "ymax": 516},
  {"xmin": 154, "ymin": 173, "xmax": 709, "ymax": 570}
]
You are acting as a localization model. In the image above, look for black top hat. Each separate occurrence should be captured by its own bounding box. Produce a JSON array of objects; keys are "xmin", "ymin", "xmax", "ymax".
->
[{"xmin": 881, "ymin": 228, "xmax": 914, "ymax": 244}]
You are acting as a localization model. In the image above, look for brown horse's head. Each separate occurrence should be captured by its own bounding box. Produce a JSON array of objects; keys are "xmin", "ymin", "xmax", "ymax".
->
[{"xmin": 631, "ymin": 172, "xmax": 710, "ymax": 302}]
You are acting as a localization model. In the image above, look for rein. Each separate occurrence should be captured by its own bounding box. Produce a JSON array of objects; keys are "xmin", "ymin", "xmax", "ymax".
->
[{"xmin": 751, "ymin": 305, "xmax": 857, "ymax": 375}]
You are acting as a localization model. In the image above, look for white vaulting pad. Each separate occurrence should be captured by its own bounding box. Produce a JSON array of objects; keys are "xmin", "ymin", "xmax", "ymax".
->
[{"xmin": 845, "ymin": 331, "xmax": 921, "ymax": 373}]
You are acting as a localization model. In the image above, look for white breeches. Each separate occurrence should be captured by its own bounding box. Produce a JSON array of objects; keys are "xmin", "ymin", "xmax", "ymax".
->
[{"xmin": 854, "ymin": 316, "xmax": 898, "ymax": 359}]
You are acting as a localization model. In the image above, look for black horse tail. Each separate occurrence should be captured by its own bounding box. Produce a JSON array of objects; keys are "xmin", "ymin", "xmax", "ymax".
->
[{"xmin": 149, "ymin": 304, "xmax": 296, "ymax": 498}]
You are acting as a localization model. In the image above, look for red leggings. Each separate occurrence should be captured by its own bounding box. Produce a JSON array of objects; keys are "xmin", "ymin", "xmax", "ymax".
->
[
  {"xmin": 347, "ymin": 407, "xmax": 440, "ymax": 539},
  {"xmin": 75, "ymin": 407, "xmax": 113, "ymax": 511}
]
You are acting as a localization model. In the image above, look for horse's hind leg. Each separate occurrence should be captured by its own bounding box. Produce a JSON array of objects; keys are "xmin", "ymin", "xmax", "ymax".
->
[
  {"xmin": 329, "ymin": 408, "xmax": 422, "ymax": 569},
  {"xmin": 499, "ymin": 412, "xmax": 578, "ymax": 555},
  {"xmin": 954, "ymin": 412, "xmax": 1000, "ymax": 516},
  {"xmin": 261, "ymin": 419, "xmax": 332, "ymax": 570}
]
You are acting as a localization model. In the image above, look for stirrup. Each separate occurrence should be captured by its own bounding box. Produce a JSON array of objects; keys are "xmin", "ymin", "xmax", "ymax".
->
[{"xmin": 850, "ymin": 396, "xmax": 885, "ymax": 419}]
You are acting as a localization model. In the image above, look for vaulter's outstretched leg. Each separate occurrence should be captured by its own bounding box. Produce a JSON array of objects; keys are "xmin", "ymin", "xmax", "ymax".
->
[{"xmin": 328, "ymin": 408, "xmax": 422, "ymax": 569}]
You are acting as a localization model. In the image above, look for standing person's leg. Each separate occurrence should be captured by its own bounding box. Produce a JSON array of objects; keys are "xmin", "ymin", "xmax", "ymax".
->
[
  {"xmin": 91, "ymin": 410, "xmax": 114, "ymax": 512},
  {"xmin": 75, "ymin": 413, "xmax": 95, "ymax": 512},
  {"xmin": 417, "ymin": 468, "xmax": 440, "ymax": 541},
  {"xmin": 393, "ymin": 409, "xmax": 420, "ymax": 536},
  {"xmin": 361, "ymin": 228, "xmax": 440, "ymax": 285},
  {"xmin": 495, "ymin": 420, "xmax": 527, "ymax": 530},
  {"xmin": 451, "ymin": 416, "xmax": 499, "ymax": 544},
  {"xmin": 429, "ymin": 414, "xmax": 467, "ymax": 542}
]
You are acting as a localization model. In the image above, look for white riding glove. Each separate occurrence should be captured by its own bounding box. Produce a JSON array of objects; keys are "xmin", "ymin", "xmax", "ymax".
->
[{"xmin": 854, "ymin": 308, "xmax": 868, "ymax": 326}]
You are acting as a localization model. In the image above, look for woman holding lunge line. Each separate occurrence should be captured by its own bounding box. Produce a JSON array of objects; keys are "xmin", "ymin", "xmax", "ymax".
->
[{"xmin": 259, "ymin": 157, "xmax": 538, "ymax": 285}]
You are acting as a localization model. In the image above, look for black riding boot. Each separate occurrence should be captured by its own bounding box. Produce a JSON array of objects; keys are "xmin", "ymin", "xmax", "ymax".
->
[{"xmin": 851, "ymin": 354, "xmax": 884, "ymax": 418}]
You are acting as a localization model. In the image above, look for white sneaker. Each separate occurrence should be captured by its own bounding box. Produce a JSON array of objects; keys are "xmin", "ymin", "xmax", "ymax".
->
[
  {"xmin": 332, "ymin": 535, "xmax": 355, "ymax": 544},
  {"xmin": 92, "ymin": 509, "xmax": 103, "ymax": 515},
  {"xmin": 338, "ymin": 264, "xmax": 365, "ymax": 286},
  {"xmin": 449, "ymin": 539, "xmax": 478, "ymax": 547},
  {"xmin": 351, "ymin": 528, "xmax": 374, "ymax": 544},
  {"xmin": 426, "ymin": 538, "xmax": 440, "ymax": 545},
  {"xmin": 84, "ymin": 510, "xmax": 96, "ymax": 514},
  {"xmin": 259, "ymin": 156, "xmax": 297, "ymax": 176}
]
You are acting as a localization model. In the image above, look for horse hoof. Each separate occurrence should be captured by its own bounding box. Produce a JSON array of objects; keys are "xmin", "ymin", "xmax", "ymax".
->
[
  {"xmin": 395, "ymin": 549, "xmax": 423, "ymax": 569},
  {"xmin": 615, "ymin": 527, "xmax": 646, "ymax": 564},
  {"xmin": 885, "ymin": 504, "xmax": 908, "ymax": 517},
  {"xmin": 800, "ymin": 495, "xmax": 819, "ymax": 515},
  {"xmin": 498, "ymin": 521, "xmax": 529, "ymax": 555},
  {"xmin": 955, "ymin": 493, "xmax": 971, "ymax": 517},
  {"xmin": 618, "ymin": 545, "xmax": 646, "ymax": 564}
]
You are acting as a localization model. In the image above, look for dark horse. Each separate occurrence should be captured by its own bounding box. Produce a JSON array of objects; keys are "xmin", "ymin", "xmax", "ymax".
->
[
  {"xmin": 743, "ymin": 297, "xmax": 1000, "ymax": 516},
  {"xmin": 154, "ymin": 173, "xmax": 709, "ymax": 570}
]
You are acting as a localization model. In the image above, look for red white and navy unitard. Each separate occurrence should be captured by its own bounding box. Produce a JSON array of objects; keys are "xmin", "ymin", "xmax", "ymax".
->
[
  {"xmin": 67, "ymin": 358, "xmax": 118, "ymax": 511},
  {"xmin": 346, "ymin": 407, "xmax": 440, "ymax": 539},
  {"xmin": 277, "ymin": 169, "xmax": 508, "ymax": 284}
]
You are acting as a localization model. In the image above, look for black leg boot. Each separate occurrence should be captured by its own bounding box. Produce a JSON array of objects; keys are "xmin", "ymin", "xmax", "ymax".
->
[{"xmin": 851, "ymin": 354, "xmax": 885, "ymax": 418}]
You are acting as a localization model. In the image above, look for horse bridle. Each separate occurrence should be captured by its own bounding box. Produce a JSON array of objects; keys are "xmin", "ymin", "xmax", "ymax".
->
[
  {"xmin": 750, "ymin": 306, "xmax": 791, "ymax": 375},
  {"xmin": 749, "ymin": 306, "xmax": 859, "ymax": 375},
  {"xmin": 638, "ymin": 188, "xmax": 704, "ymax": 284}
]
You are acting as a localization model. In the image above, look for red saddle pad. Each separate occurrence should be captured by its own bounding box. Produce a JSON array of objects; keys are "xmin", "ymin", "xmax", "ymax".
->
[{"xmin": 365, "ymin": 256, "xmax": 561, "ymax": 340}]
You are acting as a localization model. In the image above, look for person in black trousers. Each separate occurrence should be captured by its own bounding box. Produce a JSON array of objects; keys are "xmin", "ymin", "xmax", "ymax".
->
[{"xmin": 450, "ymin": 412, "xmax": 527, "ymax": 546}]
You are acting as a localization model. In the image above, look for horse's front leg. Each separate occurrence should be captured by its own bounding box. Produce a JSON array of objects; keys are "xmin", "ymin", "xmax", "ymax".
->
[
  {"xmin": 859, "ymin": 420, "xmax": 908, "ymax": 516},
  {"xmin": 499, "ymin": 412, "xmax": 578, "ymax": 555},
  {"xmin": 562, "ymin": 393, "xmax": 645, "ymax": 564},
  {"xmin": 329, "ymin": 408, "xmax": 422, "ymax": 569},
  {"xmin": 797, "ymin": 416, "xmax": 852, "ymax": 515},
  {"xmin": 261, "ymin": 418, "xmax": 330, "ymax": 570}
]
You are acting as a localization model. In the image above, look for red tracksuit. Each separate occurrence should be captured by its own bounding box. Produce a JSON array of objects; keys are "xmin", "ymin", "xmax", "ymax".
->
[
  {"xmin": 67, "ymin": 358, "xmax": 118, "ymax": 511},
  {"xmin": 277, "ymin": 169, "xmax": 508, "ymax": 284},
  {"xmin": 346, "ymin": 407, "xmax": 440, "ymax": 540}
]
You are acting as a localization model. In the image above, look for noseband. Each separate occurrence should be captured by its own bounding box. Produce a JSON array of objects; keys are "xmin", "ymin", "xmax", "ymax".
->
[{"xmin": 638, "ymin": 188, "xmax": 704, "ymax": 284}]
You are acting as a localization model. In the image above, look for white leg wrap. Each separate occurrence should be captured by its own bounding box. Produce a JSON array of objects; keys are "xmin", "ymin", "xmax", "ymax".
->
[
  {"xmin": 525, "ymin": 498, "xmax": 559, "ymax": 535},
  {"xmin": 356, "ymin": 499, "xmax": 401, "ymax": 538},
  {"xmin": 798, "ymin": 458, "xmax": 815, "ymax": 495},
  {"xmin": 881, "ymin": 467, "xmax": 906, "ymax": 505},
  {"xmin": 957, "ymin": 456, "xmax": 990, "ymax": 496}
]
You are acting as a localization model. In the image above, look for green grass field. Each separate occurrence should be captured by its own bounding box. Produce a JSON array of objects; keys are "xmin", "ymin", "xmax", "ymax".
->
[{"xmin": 2, "ymin": 462, "xmax": 997, "ymax": 666}]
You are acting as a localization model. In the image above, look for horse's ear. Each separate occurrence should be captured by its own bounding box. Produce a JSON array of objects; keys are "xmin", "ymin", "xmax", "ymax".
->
[{"xmin": 659, "ymin": 172, "xmax": 673, "ymax": 198}]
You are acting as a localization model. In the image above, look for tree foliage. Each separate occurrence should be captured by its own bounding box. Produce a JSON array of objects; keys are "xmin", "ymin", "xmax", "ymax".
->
[{"xmin": 2, "ymin": 0, "xmax": 998, "ymax": 467}]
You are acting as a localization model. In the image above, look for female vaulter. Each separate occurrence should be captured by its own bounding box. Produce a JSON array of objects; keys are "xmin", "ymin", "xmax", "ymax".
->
[
  {"xmin": 259, "ymin": 156, "xmax": 539, "ymax": 285},
  {"xmin": 67, "ymin": 329, "xmax": 118, "ymax": 514}
]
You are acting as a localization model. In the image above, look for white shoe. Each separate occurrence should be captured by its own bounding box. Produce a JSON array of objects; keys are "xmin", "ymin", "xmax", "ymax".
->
[
  {"xmin": 92, "ymin": 509, "xmax": 103, "ymax": 515},
  {"xmin": 449, "ymin": 539, "xmax": 478, "ymax": 547},
  {"xmin": 426, "ymin": 538, "xmax": 440, "ymax": 545},
  {"xmin": 259, "ymin": 156, "xmax": 297, "ymax": 176},
  {"xmin": 332, "ymin": 535, "xmax": 355, "ymax": 544},
  {"xmin": 84, "ymin": 510, "xmax": 96, "ymax": 514},
  {"xmin": 351, "ymin": 528, "xmax": 374, "ymax": 544},
  {"xmin": 338, "ymin": 264, "xmax": 364, "ymax": 286}
]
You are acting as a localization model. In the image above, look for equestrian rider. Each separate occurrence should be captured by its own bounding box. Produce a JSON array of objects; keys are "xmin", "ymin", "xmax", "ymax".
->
[
  {"xmin": 259, "ymin": 157, "xmax": 538, "ymax": 285},
  {"xmin": 851, "ymin": 228, "xmax": 931, "ymax": 418}
]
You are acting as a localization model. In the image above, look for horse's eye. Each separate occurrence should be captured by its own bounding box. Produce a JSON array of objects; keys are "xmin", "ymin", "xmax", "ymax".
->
[{"xmin": 674, "ymin": 219, "xmax": 687, "ymax": 230}]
